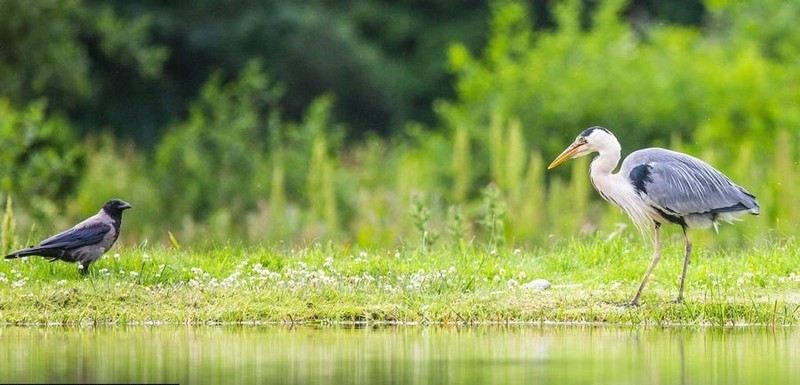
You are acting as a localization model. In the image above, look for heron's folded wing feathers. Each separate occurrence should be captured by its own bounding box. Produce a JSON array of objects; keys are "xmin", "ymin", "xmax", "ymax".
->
[{"xmin": 623, "ymin": 148, "xmax": 757, "ymax": 216}]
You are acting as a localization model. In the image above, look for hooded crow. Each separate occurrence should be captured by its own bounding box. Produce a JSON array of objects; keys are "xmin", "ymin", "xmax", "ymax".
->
[{"xmin": 5, "ymin": 199, "xmax": 132, "ymax": 274}]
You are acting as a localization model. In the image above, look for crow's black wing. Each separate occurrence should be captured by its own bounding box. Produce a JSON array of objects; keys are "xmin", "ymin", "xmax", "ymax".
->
[{"xmin": 38, "ymin": 223, "xmax": 110, "ymax": 249}]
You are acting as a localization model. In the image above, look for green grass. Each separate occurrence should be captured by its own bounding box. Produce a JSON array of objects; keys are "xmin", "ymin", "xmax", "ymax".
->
[{"xmin": 1, "ymin": 235, "xmax": 799, "ymax": 326}]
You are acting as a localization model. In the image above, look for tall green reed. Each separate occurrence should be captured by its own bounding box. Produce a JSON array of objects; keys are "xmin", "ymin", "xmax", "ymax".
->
[{"xmin": 1, "ymin": 195, "xmax": 15, "ymax": 254}]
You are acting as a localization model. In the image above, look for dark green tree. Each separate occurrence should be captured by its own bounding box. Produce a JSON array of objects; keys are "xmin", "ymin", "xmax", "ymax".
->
[{"xmin": 0, "ymin": 0, "xmax": 166, "ymax": 110}]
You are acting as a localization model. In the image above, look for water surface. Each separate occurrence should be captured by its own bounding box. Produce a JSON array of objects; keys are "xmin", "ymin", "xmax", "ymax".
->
[{"xmin": 1, "ymin": 325, "xmax": 798, "ymax": 384}]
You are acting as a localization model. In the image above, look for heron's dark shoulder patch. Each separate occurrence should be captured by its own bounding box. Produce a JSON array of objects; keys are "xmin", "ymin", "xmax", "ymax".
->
[
  {"xmin": 629, "ymin": 163, "xmax": 654, "ymax": 194},
  {"xmin": 580, "ymin": 126, "xmax": 610, "ymax": 137}
]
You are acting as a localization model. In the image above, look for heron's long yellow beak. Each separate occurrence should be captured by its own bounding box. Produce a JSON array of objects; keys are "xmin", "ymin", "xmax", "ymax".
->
[{"xmin": 547, "ymin": 143, "xmax": 583, "ymax": 169}]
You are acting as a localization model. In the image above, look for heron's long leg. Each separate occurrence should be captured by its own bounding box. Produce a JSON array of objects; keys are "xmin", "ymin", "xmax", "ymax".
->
[
  {"xmin": 629, "ymin": 222, "xmax": 662, "ymax": 306},
  {"xmin": 675, "ymin": 227, "xmax": 693, "ymax": 303}
]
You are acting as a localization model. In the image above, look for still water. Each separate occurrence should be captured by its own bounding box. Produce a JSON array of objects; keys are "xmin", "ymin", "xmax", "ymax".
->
[{"xmin": 1, "ymin": 325, "xmax": 798, "ymax": 384}]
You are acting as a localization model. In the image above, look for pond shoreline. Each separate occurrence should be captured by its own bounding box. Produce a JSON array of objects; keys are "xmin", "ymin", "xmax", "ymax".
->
[{"xmin": 1, "ymin": 318, "xmax": 798, "ymax": 328}]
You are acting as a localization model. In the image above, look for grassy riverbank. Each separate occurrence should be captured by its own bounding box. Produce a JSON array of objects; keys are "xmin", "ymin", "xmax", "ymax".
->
[{"xmin": 1, "ymin": 236, "xmax": 798, "ymax": 326}]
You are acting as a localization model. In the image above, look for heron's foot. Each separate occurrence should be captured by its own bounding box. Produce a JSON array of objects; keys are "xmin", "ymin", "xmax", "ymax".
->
[
  {"xmin": 671, "ymin": 296, "xmax": 685, "ymax": 305},
  {"xmin": 622, "ymin": 299, "xmax": 641, "ymax": 308}
]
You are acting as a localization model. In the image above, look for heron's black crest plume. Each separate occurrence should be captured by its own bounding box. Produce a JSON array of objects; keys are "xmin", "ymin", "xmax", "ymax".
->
[{"xmin": 580, "ymin": 126, "xmax": 610, "ymax": 138}]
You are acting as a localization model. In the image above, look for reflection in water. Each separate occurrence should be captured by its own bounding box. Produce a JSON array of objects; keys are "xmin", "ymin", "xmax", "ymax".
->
[{"xmin": 1, "ymin": 325, "xmax": 798, "ymax": 384}]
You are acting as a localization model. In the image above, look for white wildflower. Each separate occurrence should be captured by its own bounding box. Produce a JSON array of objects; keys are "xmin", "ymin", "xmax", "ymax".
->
[
  {"xmin": 407, "ymin": 270, "xmax": 427, "ymax": 290},
  {"xmin": 221, "ymin": 271, "xmax": 242, "ymax": 288}
]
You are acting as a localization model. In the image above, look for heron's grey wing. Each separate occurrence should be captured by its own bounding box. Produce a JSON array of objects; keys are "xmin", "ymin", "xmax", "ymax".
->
[
  {"xmin": 621, "ymin": 148, "xmax": 757, "ymax": 216},
  {"xmin": 38, "ymin": 223, "xmax": 111, "ymax": 249}
]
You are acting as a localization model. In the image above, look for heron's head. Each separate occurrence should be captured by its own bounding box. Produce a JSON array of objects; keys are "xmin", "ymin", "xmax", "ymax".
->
[{"xmin": 547, "ymin": 126, "xmax": 619, "ymax": 169}]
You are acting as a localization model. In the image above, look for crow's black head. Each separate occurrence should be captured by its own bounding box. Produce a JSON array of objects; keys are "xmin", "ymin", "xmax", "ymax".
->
[{"xmin": 103, "ymin": 199, "xmax": 133, "ymax": 215}]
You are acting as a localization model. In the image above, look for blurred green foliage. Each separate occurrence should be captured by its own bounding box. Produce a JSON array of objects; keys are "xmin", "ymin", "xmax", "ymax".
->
[
  {"xmin": 0, "ymin": 0, "xmax": 166, "ymax": 110},
  {"xmin": 441, "ymin": 0, "xmax": 800, "ymax": 158},
  {"xmin": 81, "ymin": 0, "xmax": 490, "ymax": 143},
  {"xmin": 155, "ymin": 61, "xmax": 278, "ymax": 220},
  {"xmin": 1, "ymin": 0, "xmax": 799, "ymax": 249},
  {"xmin": 0, "ymin": 99, "xmax": 81, "ymax": 219},
  {"xmin": 1, "ymin": 0, "xmax": 704, "ymax": 145}
]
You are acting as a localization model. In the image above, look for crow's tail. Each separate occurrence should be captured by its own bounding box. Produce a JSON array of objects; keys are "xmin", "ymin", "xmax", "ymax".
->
[{"xmin": 5, "ymin": 246, "xmax": 63, "ymax": 259}]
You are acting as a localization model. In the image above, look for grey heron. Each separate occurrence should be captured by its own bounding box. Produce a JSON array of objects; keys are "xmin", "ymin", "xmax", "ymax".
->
[{"xmin": 548, "ymin": 126, "xmax": 759, "ymax": 306}]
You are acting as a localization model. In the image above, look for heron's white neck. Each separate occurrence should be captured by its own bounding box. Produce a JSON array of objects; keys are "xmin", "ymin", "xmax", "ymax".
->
[
  {"xmin": 589, "ymin": 146, "xmax": 621, "ymax": 176},
  {"xmin": 588, "ymin": 145, "xmax": 653, "ymax": 235},
  {"xmin": 589, "ymin": 146, "xmax": 625, "ymax": 202}
]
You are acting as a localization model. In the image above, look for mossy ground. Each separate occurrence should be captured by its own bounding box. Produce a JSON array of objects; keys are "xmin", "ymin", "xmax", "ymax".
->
[{"xmin": 1, "ymin": 237, "xmax": 798, "ymax": 326}]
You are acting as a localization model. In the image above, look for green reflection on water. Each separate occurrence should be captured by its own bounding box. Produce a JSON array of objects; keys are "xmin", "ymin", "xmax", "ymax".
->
[{"xmin": 1, "ymin": 325, "xmax": 798, "ymax": 385}]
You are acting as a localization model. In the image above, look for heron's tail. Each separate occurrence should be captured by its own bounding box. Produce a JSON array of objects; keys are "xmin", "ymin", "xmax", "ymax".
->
[{"xmin": 737, "ymin": 187, "xmax": 760, "ymax": 215}]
